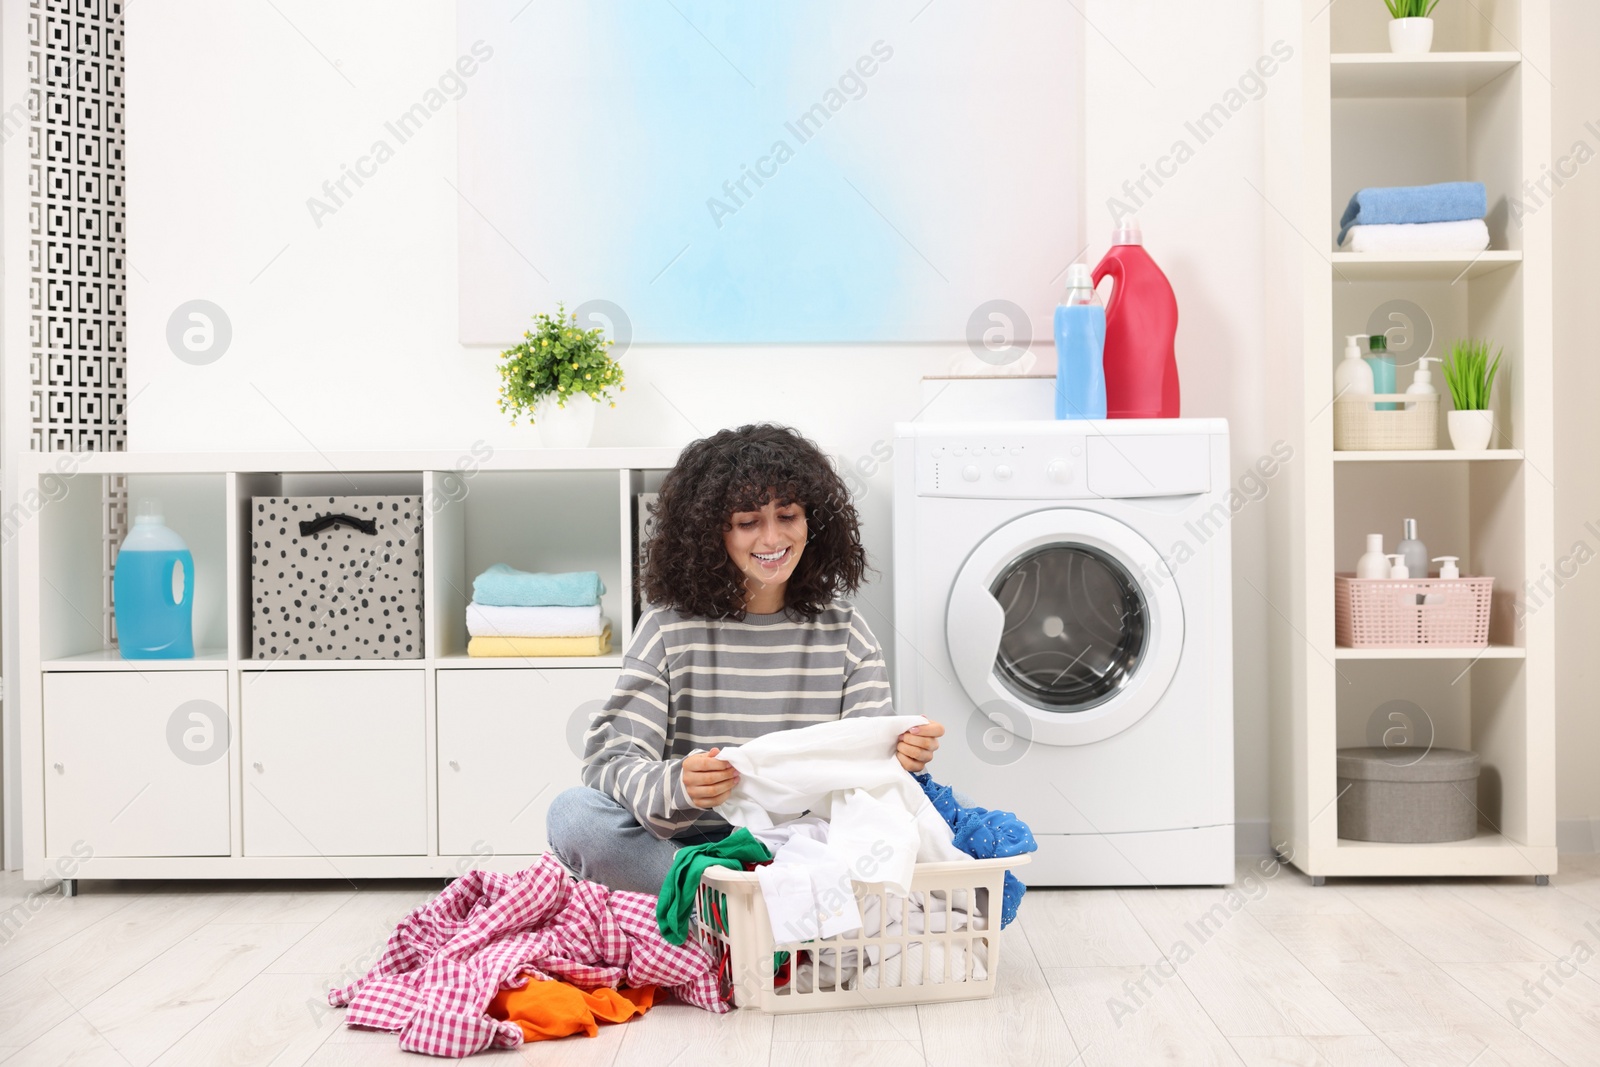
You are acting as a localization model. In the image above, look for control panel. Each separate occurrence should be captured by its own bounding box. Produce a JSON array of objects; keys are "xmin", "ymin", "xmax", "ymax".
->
[{"xmin": 916, "ymin": 435, "xmax": 1093, "ymax": 499}]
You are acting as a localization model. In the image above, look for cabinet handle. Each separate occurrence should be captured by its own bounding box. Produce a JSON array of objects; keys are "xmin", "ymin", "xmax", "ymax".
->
[
  {"xmin": 448, "ymin": 760, "xmax": 460, "ymax": 771},
  {"xmin": 253, "ymin": 762, "xmax": 264, "ymax": 773},
  {"xmin": 53, "ymin": 762, "xmax": 63, "ymax": 774}
]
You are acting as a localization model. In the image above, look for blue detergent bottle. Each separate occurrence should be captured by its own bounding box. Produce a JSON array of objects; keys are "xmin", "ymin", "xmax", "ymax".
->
[
  {"xmin": 1053, "ymin": 263, "xmax": 1108, "ymax": 419},
  {"xmin": 113, "ymin": 499, "xmax": 195, "ymax": 659}
]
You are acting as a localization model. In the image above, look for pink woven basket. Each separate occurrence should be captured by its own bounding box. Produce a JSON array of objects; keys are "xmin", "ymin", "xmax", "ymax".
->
[{"xmin": 1334, "ymin": 573, "xmax": 1493, "ymax": 648}]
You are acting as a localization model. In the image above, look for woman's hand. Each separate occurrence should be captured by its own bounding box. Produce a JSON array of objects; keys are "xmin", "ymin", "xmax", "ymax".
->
[
  {"xmin": 682, "ymin": 748, "xmax": 740, "ymax": 809},
  {"xmin": 896, "ymin": 721, "xmax": 943, "ymax": 773}
]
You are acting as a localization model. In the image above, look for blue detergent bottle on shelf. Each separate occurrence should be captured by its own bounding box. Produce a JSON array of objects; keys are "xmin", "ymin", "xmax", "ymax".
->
[
  {"xmin": 113, "ymin": 499, "xmax": 195, "ymax": 659},
  {"xmin": 1053, "ymin": 263, "xmax": 1108, "ymax": 419}
]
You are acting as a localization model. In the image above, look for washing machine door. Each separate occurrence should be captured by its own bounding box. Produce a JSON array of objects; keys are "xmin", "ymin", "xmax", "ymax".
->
[{"xmin": 946, "ymin": 508, "xmax": 1184, "ymax": 747}]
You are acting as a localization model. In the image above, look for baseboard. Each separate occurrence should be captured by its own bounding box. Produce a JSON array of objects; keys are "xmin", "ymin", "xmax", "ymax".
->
[{"xmin": 1559, "ymin": 817, "xmax": 1600, "ymax": 855}]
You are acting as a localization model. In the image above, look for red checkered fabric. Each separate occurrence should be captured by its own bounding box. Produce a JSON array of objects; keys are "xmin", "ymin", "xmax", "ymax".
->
[{"xmin": 328, "ymin": 854, "xmax": 726, "ymax": 1057}]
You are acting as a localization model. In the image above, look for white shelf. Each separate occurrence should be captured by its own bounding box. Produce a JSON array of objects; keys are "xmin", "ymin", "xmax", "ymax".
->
[
  {"xmin": 433, "ymin": 654, "xmax": 623, "ymax": 670},
  {"xmin": 1330, "ymin": 52, "xmax": 1521, "ymax": 98},
  {"xmin": 1330, "ymin": 251, "xmax": 1522, "ymax": 281},
  {"xmin": 16, "ymin": 447, "xmax": 683, "ymax": 476},
  {"xmin": 1333, "ymin": 449, "xmax": 1523, "ymax": 462},
  {"xmin": 43, "ymin": 649, "xmax": 230, "ymax": 670},
  {"xmin": 1333, "ymin": 645, "xmax": 1525, "ymax": 660},
  {"xmin": 1322, "ymin": 830, "xmax": 1557, "ymax": 878}
]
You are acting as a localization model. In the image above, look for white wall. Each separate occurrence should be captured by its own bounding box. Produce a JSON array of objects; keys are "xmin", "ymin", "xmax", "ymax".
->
[
  {"xmin": 1551, "ymin": 0, "xmax": 1600, "ymax": 850},
  {"xmin": 120, "ymin": 0, "xmax": 1295, "ymax": 846}
]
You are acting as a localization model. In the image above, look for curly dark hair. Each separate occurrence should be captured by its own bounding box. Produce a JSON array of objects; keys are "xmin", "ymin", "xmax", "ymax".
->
[{"xmin": 641, "ymin": 423, "xmax": 868, "ymax": 620}]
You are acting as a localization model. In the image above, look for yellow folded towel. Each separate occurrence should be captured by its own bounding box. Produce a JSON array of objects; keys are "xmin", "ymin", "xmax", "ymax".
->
[{"xmin": 467, "ymin": 626, "xmax": 612, "ymax": 658}]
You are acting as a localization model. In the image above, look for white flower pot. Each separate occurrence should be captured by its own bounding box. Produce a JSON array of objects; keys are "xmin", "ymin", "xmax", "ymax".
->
[
  {"xmin": 1389, "ymin": 17, "xmax": 1435, "ymax": 54},
  {"xmin": 535, "ymin": 393, "xmax": 598, "ymax": 448},
  {"xmin": 1447, "ymin": 409, "xmax": 1494, "ymax": 451}
]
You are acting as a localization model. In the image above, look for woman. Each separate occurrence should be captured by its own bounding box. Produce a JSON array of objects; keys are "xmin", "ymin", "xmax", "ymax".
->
[{"xmin": 546, "ymin": 423, "xmax": 943, "ymax": 894}]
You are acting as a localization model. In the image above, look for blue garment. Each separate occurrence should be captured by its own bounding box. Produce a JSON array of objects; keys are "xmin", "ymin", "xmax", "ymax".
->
[
  {"xmin": 1337, "ymin": 181, "xmax": 1486, "ymax": 245},
  {"xmin": 913, "ymin": 773, "xmax": 1036, "ymax": 928},
  {"xmin": 472, "ymin": 563, "xmax": 605, "ymax": 607}
]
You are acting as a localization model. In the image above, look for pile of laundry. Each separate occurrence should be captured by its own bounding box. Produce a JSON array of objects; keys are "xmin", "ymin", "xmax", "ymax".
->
[
  {"xmin": 327, "ymin": 854, "xmax": 724, "ymax": 1057},
  {"xmin": 657, "ymin": 714, "xmax": 1037, "ymax": 995},
  {"xmin": 326, "ymin": 714, "xmax": 1036, "ymax": 1056},
  {"xmin": 465, "ymin": 564, "xmax": 610, "ymax": 657},
  {"xmin": 1337, "ymin": 180, "xmax": 1490, "ymax": 254}
]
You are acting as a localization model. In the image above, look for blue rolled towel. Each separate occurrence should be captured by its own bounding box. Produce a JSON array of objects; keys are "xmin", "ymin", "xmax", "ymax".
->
[
  {"xmin": 471, "ymin": 563, "xmax": 606, "ymax": 607},
  {"xmin": 1338, "ymin": 181, "xmax": 1486, "ymax": 245}
]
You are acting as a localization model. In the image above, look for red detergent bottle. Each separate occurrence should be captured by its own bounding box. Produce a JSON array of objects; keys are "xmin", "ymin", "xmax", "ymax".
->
[{"xmin": 1091, "ymin": 217, "xmax": 1180, "ymax": 418}]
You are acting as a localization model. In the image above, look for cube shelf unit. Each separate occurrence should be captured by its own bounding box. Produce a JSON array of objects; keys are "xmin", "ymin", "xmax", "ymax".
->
[
  {"xmin": 15, "ymin": 448, "xmax": 679, "ymax": 884},
  {"xmin": 1265, "ymin": 0, "xmax": 1555, "ymax": 880}
]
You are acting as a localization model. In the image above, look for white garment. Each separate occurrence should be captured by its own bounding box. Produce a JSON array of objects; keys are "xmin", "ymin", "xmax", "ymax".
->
[
  {"xmin": 714, "ymin": 714, "xmax": 965, "ymax": 896},
  {"xmin": 751, "ymin": 819, "xmax": 863, "ymax": 942},
  {"xmin": 790, "ymin": 890, "xmax": 990, "ymax": 993},
  {"xmin": 465, "ymin": 601, "xmax": 604, "ymax": 638},
  {"xmin": 1339, "ymin": 218, "xmax": 1490, "ymax": 254}
]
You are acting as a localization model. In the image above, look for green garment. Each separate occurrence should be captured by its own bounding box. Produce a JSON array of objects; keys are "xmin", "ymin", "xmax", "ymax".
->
[{"xmin": 656, "ymin": 827, "xmax": 772, "ymax": 946}]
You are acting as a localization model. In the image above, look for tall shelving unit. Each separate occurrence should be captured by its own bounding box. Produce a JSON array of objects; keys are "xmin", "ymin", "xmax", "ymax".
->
[{"xmin": 1266, "ymin": 0, "xmax": 1556, "ymax": 881}]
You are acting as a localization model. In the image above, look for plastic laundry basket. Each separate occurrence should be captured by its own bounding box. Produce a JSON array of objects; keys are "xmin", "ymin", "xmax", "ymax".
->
[{"xmin": 690, "ymin": 856, "xmax": 1025, "ymax": 1013}]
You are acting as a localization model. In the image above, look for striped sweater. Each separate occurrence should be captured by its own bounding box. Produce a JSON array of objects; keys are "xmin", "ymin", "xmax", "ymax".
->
[{"xmin": 581, "ymin": 599, "xmax": 896, "ymax": 839}]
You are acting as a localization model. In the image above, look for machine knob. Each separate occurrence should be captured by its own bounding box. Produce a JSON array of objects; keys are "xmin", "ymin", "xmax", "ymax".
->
[
  {"xmin": 994, "ymin": 464, "xmax": 1014, "ymax": 481},
  {"xmin": 1046, "ymin": 458, "xmax": 1074, "ymax": 483},
  {"xmin": 961, "ymin": 464, "xmax": 982, "ymax": 483}
]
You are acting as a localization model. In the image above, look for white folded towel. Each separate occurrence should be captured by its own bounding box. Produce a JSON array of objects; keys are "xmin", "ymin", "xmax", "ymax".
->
[
  {"xmin": 465, "ymin": 601, "xmax": 604, "ymax": 638},
  {"xmin": 1339, "ymin": 218, "xmax": 1490, "ymax": 254}
]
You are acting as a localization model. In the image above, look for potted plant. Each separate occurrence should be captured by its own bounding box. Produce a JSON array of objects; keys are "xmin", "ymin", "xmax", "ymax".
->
[
  {"xmin": 1441, "ymin": 339, "xmax": 1501, "ymax": 451},
  {"xmin": 1386, "ymin": 0, "xmax": 1439, "ymax": 54},
  {"xmin": 497, "ymin": 303, "xmax": 625, "ymax": 448}
]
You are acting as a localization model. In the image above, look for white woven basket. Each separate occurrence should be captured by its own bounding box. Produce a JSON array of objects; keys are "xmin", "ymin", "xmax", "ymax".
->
[
  {"xmin": 1334, "ymin": 392, "xmax": 1439, "ymax": 450},
  {"xmin": 691, "ymin": 855, "xmax": 1025, "ymax": 1013}
]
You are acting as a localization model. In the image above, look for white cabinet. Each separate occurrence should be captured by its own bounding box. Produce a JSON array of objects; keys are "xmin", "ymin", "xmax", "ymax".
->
[
  {"xmin": 44, "ymin": 672, "xmax": 231, "ymax": 857},
  {"xmin": 436, "ymin": 668, "xmax": 613, "ymax": 856},
  {"xmin": 241, "ymin": 670, "xmax": 426, "ymax": 856}
]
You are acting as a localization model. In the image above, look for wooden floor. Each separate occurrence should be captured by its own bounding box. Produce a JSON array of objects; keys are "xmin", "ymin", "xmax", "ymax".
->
[{"xmin": 2, "ymin": 855, "xmax": 1599, "ymax": 1066}]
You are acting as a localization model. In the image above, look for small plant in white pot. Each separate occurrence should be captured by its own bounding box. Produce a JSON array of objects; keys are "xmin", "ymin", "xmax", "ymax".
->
[
  {"xmin": 497, "ymin": 303, "xmax": 625, "ymax": 448},
  {"xmin": 1386, "ymin": 0, "xmax": 1439, "ymax": 54},
  {"xmin": 1442, "ymin": 339, "xmax": 1501, "ymax": 451}
]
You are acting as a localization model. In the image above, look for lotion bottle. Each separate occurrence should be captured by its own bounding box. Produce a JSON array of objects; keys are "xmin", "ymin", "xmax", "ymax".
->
[
  {"xmin": 1357, "ymin": 533, "xmax": 1389, "ymax": 579},
  {"xmin": 1406, "ymin": 356, "xmax": 1441, "ymax": 410},
  {"xmin": 1433, "ymin": 556, "xmax": 1461, "ymax": 579},
  {"xmin": 1386, "ymin": 555, "xmax": 1410, "ymax": 580},
  {"xmin": 1397, "ymin": 518, "xmax": 1429, "ymax": 578},
  {"xmin": 1335, "ymin": 335, "xmax": 1375, "ymax": 398}
]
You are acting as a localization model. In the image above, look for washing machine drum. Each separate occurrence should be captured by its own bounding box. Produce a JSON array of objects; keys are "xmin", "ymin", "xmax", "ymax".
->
[{"xmin": 947, "ymin": 509, "xmax": 1185, "ymax": 747}]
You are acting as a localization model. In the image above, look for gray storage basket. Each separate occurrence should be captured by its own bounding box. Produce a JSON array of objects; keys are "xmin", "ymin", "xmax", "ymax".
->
[
  {"xmin": 1336, "ymin": 746, "xmax": 1481, "ymax": 843},
  {"xmin": 251, "ymin": 496, "xmax": 424, "ymax": 659}
]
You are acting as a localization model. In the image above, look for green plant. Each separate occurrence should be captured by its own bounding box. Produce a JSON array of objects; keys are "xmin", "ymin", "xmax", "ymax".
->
[
  {"xmin": 1384, "ymin": 0, "xmax": 1439, "ymax": 17},
  {"xmin": 1441, "ymin": 339, "xmax": 1502, "ymax": 411},
  {"xmin": 496, "ymin": 303, "xmax": 625, "ymax": 425}
]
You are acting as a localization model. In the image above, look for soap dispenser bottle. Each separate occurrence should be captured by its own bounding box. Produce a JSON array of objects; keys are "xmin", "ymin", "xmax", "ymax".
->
[
  {"xmin": 1335, "ymin": 335, "xmax": 1375, "ymax": 398},
  {"xmin": 1433, "ymin": 556, "xmax": 1461, "ymax": 579},
  {"xmin": 1368, "ymin": 333, "xmax": 1397, "ymax": 410},
  {"xmin": 1406, "ymin": 357, "xmax": 1441, "ymax": 410},
  {"xmin": 112, "ymin": 499, "xmax": 195, "ymax": 659},
  {"xmin": 1357, "ymin": 533, "xmax": 1389, "ymax": 579},
  {"xmin": 1397, "ymin": 518, "xmax": 1429, "ymax": 578}
]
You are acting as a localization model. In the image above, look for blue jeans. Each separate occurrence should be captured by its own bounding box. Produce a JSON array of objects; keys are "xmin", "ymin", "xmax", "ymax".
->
[{"xmin": 545, "ymin": 786, "xmax": 732, "ymax": 894}]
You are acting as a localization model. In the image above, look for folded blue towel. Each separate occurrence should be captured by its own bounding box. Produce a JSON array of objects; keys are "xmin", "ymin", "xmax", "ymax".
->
[
  {"xmin": 471, "ymin": 564, "xmax": 606, "ymax": 607},
  {"xmin": 914, "ymin": 772, "xmax": 1037, "ymax": 928},
  {"xmin": 1338, "ymin": 181, "xmax": 1486, "ymax": 245}
]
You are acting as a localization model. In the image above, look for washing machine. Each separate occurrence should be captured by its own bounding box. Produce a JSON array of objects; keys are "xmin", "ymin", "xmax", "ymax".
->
[{"xmin": 892, "ymin": 419, "xmax": 1234, "ymax": 886}]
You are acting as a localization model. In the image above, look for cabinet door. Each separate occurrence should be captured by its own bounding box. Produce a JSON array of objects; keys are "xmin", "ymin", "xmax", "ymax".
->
[
  {"xmin": 437, "ymin": 668, "xmax": 613, "ymax": 856},
  {"xmin": 241, "ymin": 670, "xmax": 426, "ymax": 856},
  {"xmin": 44, "ymin": 671, "xmax": 231, "ymax": 857}
]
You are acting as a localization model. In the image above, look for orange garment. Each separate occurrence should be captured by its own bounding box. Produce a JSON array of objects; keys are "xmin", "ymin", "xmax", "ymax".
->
[{"xmin": 487, "ymin": 975, "xmax": 655, "ymax": 1042}]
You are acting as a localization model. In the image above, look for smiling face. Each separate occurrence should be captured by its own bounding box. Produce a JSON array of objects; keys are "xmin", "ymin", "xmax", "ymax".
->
[{"xmin": 723, "ymin": 495, "xmax": 808, "ymax": 614}]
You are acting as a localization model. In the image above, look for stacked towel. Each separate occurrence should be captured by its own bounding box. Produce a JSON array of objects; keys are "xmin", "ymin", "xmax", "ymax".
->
[
  {"xmin": 466, "ymin": 564, "xmax": 610, "ymax": 657},
  {"xmin": 1337, "ymin": 181, "xmax": 1490, "ymax": 253}
]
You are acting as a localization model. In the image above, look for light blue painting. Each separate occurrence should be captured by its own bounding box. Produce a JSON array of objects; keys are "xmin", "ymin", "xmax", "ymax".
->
[{"xmin": 457, "ymin": 1, "xmax": 1083, "ymax": 344}]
